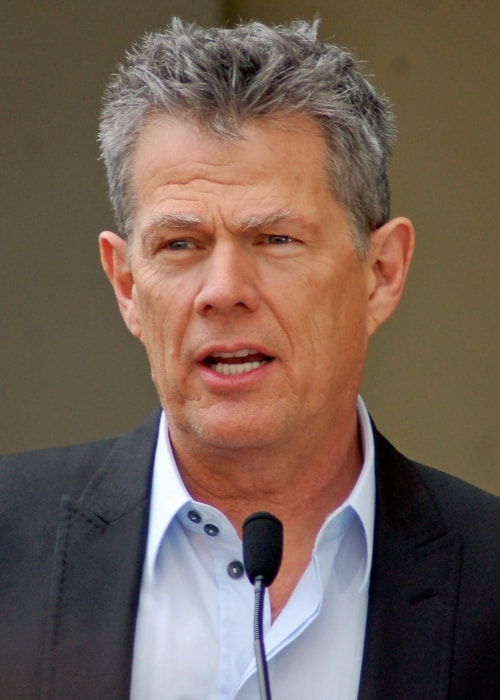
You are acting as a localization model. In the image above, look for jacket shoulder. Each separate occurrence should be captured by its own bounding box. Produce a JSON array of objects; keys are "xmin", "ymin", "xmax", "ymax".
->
[
  {"xmin": 0, "ymin": 436, "xmax": 122, "ymax": 501},
  {"xmin": 374, "ymin": 428, "xmax": 499, "ymax": 537},
  {"xmin": 366, "ymin": 429, "xmax": 500, "ymax": 699},
  {"xmin": 0, "ymin": 410, "xmax": 161, "ymax": 512}
]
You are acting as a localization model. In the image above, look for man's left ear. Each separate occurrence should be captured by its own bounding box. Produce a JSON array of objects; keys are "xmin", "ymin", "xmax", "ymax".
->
[{"xmin": 366, "ymin": 216, "xmax": 415, "ymax": 336}]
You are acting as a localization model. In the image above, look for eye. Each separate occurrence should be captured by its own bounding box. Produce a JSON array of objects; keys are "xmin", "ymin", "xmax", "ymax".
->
[
  {"xmin": 164, "ymin": 239, "xmax": 196, "ymax": 251},
  {"xmin": 264, "ymin": 234, "xmax": 295, "ymax": 245}
]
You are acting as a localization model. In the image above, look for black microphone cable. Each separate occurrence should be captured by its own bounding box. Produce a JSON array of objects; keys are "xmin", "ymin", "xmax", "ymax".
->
[{"xmin": 242, "ymin": 512, "xmax": 283, "ymax": 700}]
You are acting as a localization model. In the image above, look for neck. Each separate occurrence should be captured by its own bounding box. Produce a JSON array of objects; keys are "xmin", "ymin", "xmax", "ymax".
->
[
  {"xmin": 172, "ymin": 412, "xmax": 361, "ymax": 523},
  {"xmin": 169, "ymin": 411, "xmax": 363, "ymax": 617}
]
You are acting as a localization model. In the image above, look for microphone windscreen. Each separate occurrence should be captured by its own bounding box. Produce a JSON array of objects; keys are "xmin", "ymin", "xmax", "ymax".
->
[{"xmin": 242, "ymin": 512, "xmax": 283, "ymax": 586}]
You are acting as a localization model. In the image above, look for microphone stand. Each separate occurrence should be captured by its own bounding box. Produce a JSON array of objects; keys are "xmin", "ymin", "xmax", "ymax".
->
[
  {"xmin": 242, "ymin": 511, "xmax": 283, "ymax": 700},
  {"xmin": 253, "ymin": 576, "xmax": 272, "ymax": 700}
]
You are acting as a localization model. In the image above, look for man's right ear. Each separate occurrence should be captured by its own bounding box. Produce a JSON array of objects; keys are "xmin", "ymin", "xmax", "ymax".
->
[{"xmin": 99, "ymin": 231, "xmax": 142, "ymax": 339}]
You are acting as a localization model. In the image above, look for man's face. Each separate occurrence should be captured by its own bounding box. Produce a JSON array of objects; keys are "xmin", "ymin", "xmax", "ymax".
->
[{"xmin": 110, "ymin": 114, "xmax": 382, "ymax": 454}]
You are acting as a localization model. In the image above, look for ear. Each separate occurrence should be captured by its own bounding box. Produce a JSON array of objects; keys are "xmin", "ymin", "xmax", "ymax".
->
[
  {"xmin": 365, "ymin": 217, "xmax": 415, "ymax": 336},
  {"xmin": 99, "ymin": 231, "xmax": 142, "ymax": 339}
]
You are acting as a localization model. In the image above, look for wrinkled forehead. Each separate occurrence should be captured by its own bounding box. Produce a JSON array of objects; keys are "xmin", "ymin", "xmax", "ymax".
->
[
  {"xmin": 131, "ymin": 111, "xmax": 332, "ymax": 196},
  {"xmin": 134, "ymin": 109, "xmax": 329, "ymax": 164},
  {"xmin": 127, "ymin": 112, "xmax": 348, "ymax": 247},
  {"xmin": 132, "ymin": 110, "xmax": 331, "ymax": 188}
]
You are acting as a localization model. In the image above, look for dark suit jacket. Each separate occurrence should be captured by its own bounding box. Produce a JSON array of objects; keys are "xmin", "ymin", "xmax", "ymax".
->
[{"xmin": 0, "ymin": 412, "xmax": 498, "ymax": 699}]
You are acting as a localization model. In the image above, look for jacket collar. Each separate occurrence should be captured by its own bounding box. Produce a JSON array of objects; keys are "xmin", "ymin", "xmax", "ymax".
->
[
  {"xmin": 358, "ymin": 428, "xmax": 462, "ymax": 700},
  {"xmin": 41, "ymin": 411, "xmax": 161, "ymax": 700},
  {"xmin": 41, "ymin": 414, "xmax": 462, "ymax": 699}
]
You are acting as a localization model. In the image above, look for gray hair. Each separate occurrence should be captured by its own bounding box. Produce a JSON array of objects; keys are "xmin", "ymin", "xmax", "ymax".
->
[{"xmin": 98, "ymin": 17, "xmax": 396, "ymax": 255}]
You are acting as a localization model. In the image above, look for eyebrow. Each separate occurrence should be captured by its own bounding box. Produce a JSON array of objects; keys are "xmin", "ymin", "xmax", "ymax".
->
[
  {"xmin": 143, "ymin": 213, "xmax": 203, "ymax": 236},
  {"xmin": 236, "ymin": 208, "xmax": 295, "ymax": 230},
  {"xmin": 142, "ymin": 208, "xmax": 296, "ymax": 238}
]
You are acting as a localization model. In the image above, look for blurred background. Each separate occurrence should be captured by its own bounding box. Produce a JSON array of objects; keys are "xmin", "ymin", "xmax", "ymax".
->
[{"xmin": 1, "ymin": 0, "xmax": 498, "ymax": 493}]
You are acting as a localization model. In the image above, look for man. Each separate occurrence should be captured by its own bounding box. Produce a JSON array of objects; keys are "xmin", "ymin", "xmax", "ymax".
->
[{"xmin": 0, "ymin": 18, "xmax": 498, "ymax": 700}]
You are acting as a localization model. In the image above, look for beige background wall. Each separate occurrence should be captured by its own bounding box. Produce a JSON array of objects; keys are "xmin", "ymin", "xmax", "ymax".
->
[{"xmin": 1, "ymin": 1, "xmax": 498, "ymax": 493}]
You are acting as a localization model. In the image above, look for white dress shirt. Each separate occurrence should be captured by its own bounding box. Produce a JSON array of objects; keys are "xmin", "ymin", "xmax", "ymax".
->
[{"xmin": 130, "ymin": 397, "xmax": 375, "ymax": 699}]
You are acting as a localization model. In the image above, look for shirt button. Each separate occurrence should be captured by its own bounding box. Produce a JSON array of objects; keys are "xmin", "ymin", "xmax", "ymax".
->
[
  {"xmin": 204, "ymin": 523, "xmax": 220, "ymax": 537},
  {"xmin": 187, "ymin": 510, "xmax": 202, "ymax": 524},
  {"xmin": 227, "ymin": 560, "xmax": 244, "ymax": 579}
]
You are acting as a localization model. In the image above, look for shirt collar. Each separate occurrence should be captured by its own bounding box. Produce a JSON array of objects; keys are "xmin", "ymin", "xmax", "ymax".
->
[
  {"xmin": 145, "ymin": 398, "xmax": 375, "ymax": 587},
  {"xmin": 145, "ymin": 411, "xmax": 191, "ymax": 581},
  {"xmin": 313, "ymin": 396, "xmax": 375, "ymax": 592}
]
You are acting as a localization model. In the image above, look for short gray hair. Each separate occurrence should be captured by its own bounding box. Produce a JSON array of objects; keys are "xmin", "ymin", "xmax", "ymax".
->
[{"xmin": 98, "ymin": 18, "xmax": 396, "ymax": 255}]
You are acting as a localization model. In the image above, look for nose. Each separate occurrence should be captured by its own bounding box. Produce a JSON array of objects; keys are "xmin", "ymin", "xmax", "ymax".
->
[{"xmin": 193, "ymin": 240, "xmax": 259, "ymax": 316}]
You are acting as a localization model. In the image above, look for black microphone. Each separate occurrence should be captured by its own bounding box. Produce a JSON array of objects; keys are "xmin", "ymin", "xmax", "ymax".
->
[{"xmin": 242, "ymin": 512, "xmax": 283, "ymax": 700}]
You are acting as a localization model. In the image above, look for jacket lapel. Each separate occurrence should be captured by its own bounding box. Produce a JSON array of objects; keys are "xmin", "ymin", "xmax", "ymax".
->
[
  {"xmin": 358, "ymin": 431, "xmax": 462, "ymax": 700},
  {"xmin": 39, "ymin": 415, "xmax": 463, "ymax": 698},
  {"xmin": 40, "ymin": 412, "xmax": 161, "ymax": 700}
]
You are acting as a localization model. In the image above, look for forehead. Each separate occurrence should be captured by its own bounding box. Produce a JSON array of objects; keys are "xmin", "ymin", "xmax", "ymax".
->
[
  {"xmin": 134, "ymin": 112, "xmax": 329, "ymax": 186},
  {"xmin": 129, "ymin": 113, "xmax": 346, "ymax": 241}
]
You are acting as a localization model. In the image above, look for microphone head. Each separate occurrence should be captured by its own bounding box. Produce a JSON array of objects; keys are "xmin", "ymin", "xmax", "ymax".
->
[{"xmin": 242, "ymin": 511, "xmax": 283, "ymax": 587}]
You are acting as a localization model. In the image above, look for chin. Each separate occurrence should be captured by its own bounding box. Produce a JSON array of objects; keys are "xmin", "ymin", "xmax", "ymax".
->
[
  {"xmin": 197, "ymin": 422, "xmax": 279, "ymax": 451},
  {"xmin": 182, "ymin": 404, "xmax": 285, "ymax": 452}
]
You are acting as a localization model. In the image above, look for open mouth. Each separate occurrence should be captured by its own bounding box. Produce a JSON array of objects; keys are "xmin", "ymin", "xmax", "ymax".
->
[{"xmin": 203, "ymin": 349, "xmax": 273, "ymax": 376}]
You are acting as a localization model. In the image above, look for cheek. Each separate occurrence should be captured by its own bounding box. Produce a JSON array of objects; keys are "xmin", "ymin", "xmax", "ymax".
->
[
  {"xmin": 131, "ymin": 276, "xmax": 167, "ymax": 349},
  {"xmin": 308, "ymin": 273, "xmax": 369, "ymax": 358},
  {"xmin": 134, "ymin": 276, "xmax": 193, "ymax": 369}
]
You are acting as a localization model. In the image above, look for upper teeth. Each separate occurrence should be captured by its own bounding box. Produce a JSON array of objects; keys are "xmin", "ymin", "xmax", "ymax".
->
[
  {"xmin": 212, "ymin": 361, "xmax": 264, "ymax": 376},
  {"xmin": 211, "ymin": 349, "xmax": 257, "ymax": 358}
]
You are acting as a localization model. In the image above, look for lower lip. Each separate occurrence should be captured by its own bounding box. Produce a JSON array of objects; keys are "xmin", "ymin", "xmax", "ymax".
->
[{"xmin": 197, "ymin": 359, "xmax": 275, "ymax": 390}]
